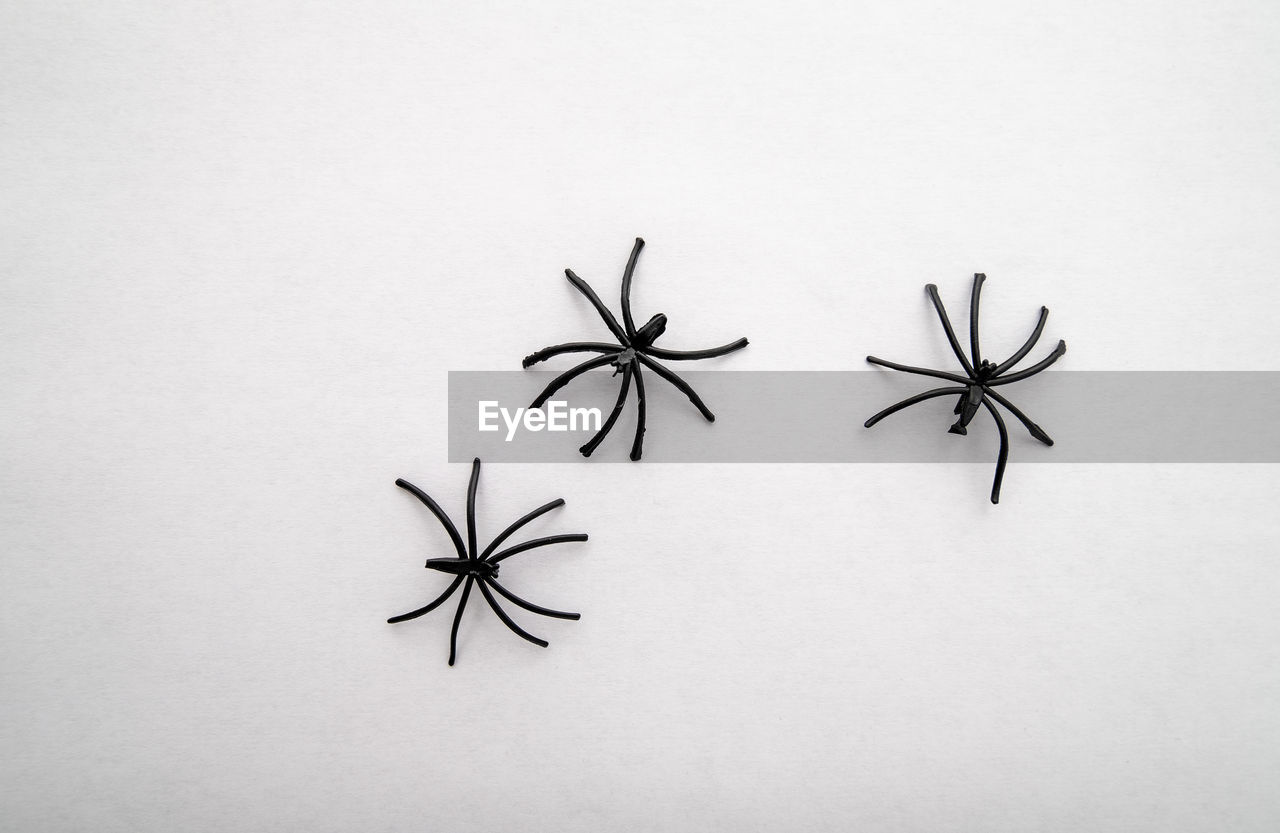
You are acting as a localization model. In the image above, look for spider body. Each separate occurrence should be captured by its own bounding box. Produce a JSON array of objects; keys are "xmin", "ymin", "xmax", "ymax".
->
[
  {"xmin": 522, "ymin": 238, "xmax": 748, "ymax": 460},
  {"xmin": 388, "ymin": 458, "xmax": 585, "ymax": 665},
  {"xmin": 864, "ymin": 273, "xmax": 1065, "ymax": 504}
]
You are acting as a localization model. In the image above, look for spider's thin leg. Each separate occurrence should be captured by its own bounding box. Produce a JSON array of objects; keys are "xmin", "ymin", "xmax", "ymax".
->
[
  {"xmin": 863, "ymin": 386, "xmax": 967, "ymax": 428},
  {"xmin": 644, "ymin": 338, "xmax": 750, "ymax": 361},
  {"xmin": 981, "ymin": 398, "xmax": 1010, "ymax": 504},
  {"xmin": 529, "ymin": 353, "xmax": 616, "ymax": 409},
  {"xmin": 969, "ymin": 273, "xmax": 985, "ymax": 367},
  {"xmin": 487, "ymin": 577, "xmax": 580, "ymax": 620},
  {"xmin": 448, "ymin": 576, "xmax": 474, "ymax": 666},
  {"xmin": 983, "ymin": 388, "xmax": 1054, "ymax": 445},
  {"xmin": 488, "ymin": 534, "xmax": 589, "ymax": 564},
  {"xmin": 522, "ymin": 342, "xmax": 616, "ymax": 369},
  {"xmin": 865, "ymin": 356, "xmax": 970, "ymax": 385},
  {"xmin": 395, "ymin": 479, "xmax": 467, "ymax": 559},
  {"xmin": 580, "ymin": 364, "xmax": 632, "ymax": 457},
  {"xmin": 630, "ymin": 362, "xmax": 647, "ymax": 461},
  {"xmin": 987, "ymin": 340, "xmax": 1066, "ymax": 387},
  {"xmin": 620, "ymin": 237, "xmax": 644, "ymax": 338},
  {"xmin": 994, "ymin": 307, "xmax": 1048, "ymax": 375},
  {"xmin": 479, "ymin": 498, "xmax": 566, "ymax": 560},
  {"xmin": 477, "ymin": 580, "xmax": 548, "ymax": 648},
  {"xmin": 465, "ymin": 457, "xmax": 480, "ymax": 559},
  {"xmin": 926, "ymin": 283, "xmax": 976, "ymax": 376},
  {"xmin": 564, "ymin": 269, "xmax": 629, "ymax": 344},
  {"xmin": 387, "ymin": 576, "xmax": 464, "ymax": 624},
  {"xmin": 635, "ymin": 354, "xmax": 715, "ymax": 421}
]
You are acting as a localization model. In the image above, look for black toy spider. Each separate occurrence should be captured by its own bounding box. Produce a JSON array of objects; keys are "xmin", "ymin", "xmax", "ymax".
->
[
  {"xmin": 388, "ymin": 458, "xmax": 585, "ymax": 665},
  {"xmin": 864, "ymin": 273, "xmax": 1066, "ymax": 504},
  {"xmin": 522, "ymin": 237, "xmax": 749, "ymax": 460}
]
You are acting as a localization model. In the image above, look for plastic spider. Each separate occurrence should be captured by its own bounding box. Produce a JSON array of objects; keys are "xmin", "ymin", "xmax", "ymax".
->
[
  {"xmin": 387, "ymin": 458, "xmax": 585, "ymax": 665},
  {"xmin": 522, "ymin": 237, "xmax": 749, "ymax": 460},
  {"xmin": 864, "ymin": 273, "xmax": 1066, "ymax": 504}
]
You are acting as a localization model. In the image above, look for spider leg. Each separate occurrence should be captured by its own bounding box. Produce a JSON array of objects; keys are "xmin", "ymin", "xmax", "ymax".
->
[
  {"xmin": 448, "ymin": 576, "xmax": 475, "ymax": 666},
  {"xmin": 522, "ymin": 342, "xmax": 617, "ymax": 369},
  {"xmin": 983, "ymin": 388, "xmax": 1054, "ymax": 445},
  {"xmin": 994, "ymin": 307, "xmax": 1048, "ymax": 375},
  {"xmin": 488, "ymin": 533, "xmax": 589, "ymax": 564},
  {"xmin": 564, "ymin": 269, "xmax": 630, "ymax": 344},
  {"xmin": 580, "ymin": 364, "xmax": 632, "ymax": 457},
  {"xmin": 395, "ymin": 478, "xmax": 467, "ymax": 559},
  {"xmin": 479, "ymin": 498, "xmax": 566, "ymax": 560},
  {"xmin": 987, "ymin": 340, "xmax": 1066, "ymax": 386},
  {"xmin": 465, "ymin": 457, "xmax": 480, "ymax": 559},
  {"xmin": 477, "ymin": 580, "xmax": 548, "ymax": 648},
  {"xmin": 865, "ymin": 356, "xmax": 970, "ymax": 385},
  {"xmin": 926, "ymin": 284, "xmax": 976, "ymax": 376},
  {"xmin": 620, "ymin": 237, "xmax": 644, "ymax": 338},
  {"xmin": 487, "ymin": 577, "xmax": 580, "ymax": 620},
  {"xmin": 969, "ymin": 273, "xmax": 985, "ymax": 367},
  {"xmin": 981, "ymin": 398, "xmax": 1010, "ymax": 504},
  {"xmin": 529, "ymin": 353, "xmax": 616, "ymax": 409},
  {"xmin": 387, "ymin": 576, "xmax": 464, "ymax": 624},
  {"xmin": 635, "ymin": 354, "xmax": 715, "ymax": 421},
  {"xmin": 863, "ymin": 386, "xmax": 967, "ymax": 428},
  {"xmin": 630, "ymin": 362, "xmax": 647, "ymax": 461},
  {"xmin": 644, "ymin": 338, "xmax": 750, "ymax": 361}
]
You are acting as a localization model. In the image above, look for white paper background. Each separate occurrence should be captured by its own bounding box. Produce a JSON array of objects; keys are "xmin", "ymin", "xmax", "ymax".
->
[{"xmin": 3, "ymin": 2, "xmax": 1279, "ymax": 830}]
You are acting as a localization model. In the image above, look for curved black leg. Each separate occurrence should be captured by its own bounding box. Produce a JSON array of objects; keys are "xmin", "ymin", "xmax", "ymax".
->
[
  {"xmin": 983, "ymin": 388, "xmax": 1053, "ymax": 445},
  {"xmin": 522, "ymin": 342, "xmax": 616, "ymax": 368},
  {"xmin": 479, "ymin": 498, "xmax": 565, "ymax": 560},
  {"xmin": 564, "ymin": 269, "xmax": 629, "ymax": 344},
  {"xmin": 530, "ymin": 353, "xmax": 615, "ymax": 409},
  {"xmin": 465, "ymin": 458, "xmax": 480, "ymax": 559},
  {"xmin": 989, "ymin": 340, "xmax": 1066, "ymax": 386},
  {"xmin": 387, "ymin": 576, "xmax": 463, "ymax": 624},
  {"xmin": 926, "ymin": 284, "xmax": 976, "ymax": 376},
  {"xmin": 981, "ymin": 398, "xmax": 1009, "ymax": 504},
  {"xmin": 645, "ymin": 338, "xmax": 750, "ymax": 361},
  {"xmin": 969, "ymin": 273, "xmax": 985, "ymax": 367},
  {"xmin": 994, "ymin": 306, "xmax": 1048, "ymax": 375},
  {"xmin": 630, "ymin": 363, "xmax": 647, "ymax": 461},
  {"xmin": 863, "ymin": 386, "xmax": 967, "ymax": 428},
  {"xmin": 448, "ymin": 576, "xmax": 474, "ymax": 666},
  {"xmin": 395, "ymin": 479, "xmax": 467, "ymax": 559},
  {"xmin": 620, "ymin": 237, "xmax": 644, "ymax": 337},
  {"xmin": 487, "ymin": 578, "xmax": 580, "ymax": 620},
  {"xmin": 580, "ymin": 364, "xmax": 632, "ymax": 457},
  {"xmin": 488, "ymin": 534, "xmax": 589, "ymax": 564},
  {"xmin": 635, "ymin": 354, "xmax": 715, "ymax": 421},
  {"xmin": 865, "ymin": 356, "xmax": 969, "ymax": 385},
  {"xmin": 478, "ymin": 580, "xmax": 548, "ymax": 647}
]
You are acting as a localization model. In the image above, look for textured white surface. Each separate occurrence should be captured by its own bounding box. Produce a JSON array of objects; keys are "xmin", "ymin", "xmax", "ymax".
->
[{"xmin": 3, "ymin": 2, "xmax": 1280, "ymax": 831}]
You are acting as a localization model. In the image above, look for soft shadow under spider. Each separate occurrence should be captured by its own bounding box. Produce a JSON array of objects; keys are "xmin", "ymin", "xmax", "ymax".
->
[
  {"xmin": 864, "ymin": 273, "xmax": 1066, "ymax": 504},
  {"xmin": 387, "ymin": 458, "xmax": 585, "ymax": 665},
  {"xmin": 522, "ymin": 237, "xmax": 749, "ymax": 460}
]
